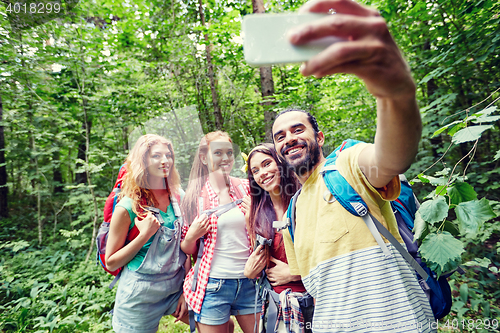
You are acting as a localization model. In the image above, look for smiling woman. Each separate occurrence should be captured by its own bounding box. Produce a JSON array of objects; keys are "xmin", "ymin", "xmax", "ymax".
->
[
  {"xmin": 104, "ymin": 134, "xmax": 190, "ymax": 333},
  {"xmin": 180, "ymin": 131, "xmax": 258, "ymax": 333},
  {"xmin": 243, "ymin": 143, "xmax": 313, "ymax": 333}
]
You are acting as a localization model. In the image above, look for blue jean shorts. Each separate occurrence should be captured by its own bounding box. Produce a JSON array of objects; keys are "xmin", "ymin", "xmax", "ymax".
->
[
  {"xmin": 112, "ymin": 267, "xmax": 184, "ymax": 333},
  {"xmin": 195, "ymin": 277, "xmax": 260, "ymax": 326}
]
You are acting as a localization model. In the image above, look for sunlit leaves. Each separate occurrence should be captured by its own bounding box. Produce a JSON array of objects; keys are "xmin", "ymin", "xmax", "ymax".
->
[
  {"xmin": 455, "ymin": 198, "xmax": 496, "ymax": 238},
  {"xmin": 447, "ymin": 181, "xmax": 477, "ymax": 206},
  {"xmin": 451, "ymin": 125, "xmax": 494, "ymax": 144},
  {"xmin": 413, "ymin": 211, "xmax": 427, "ymax": 240}
]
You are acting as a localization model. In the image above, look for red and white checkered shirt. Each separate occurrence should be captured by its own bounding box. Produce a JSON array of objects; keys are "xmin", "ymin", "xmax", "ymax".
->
[{"xmin": 182, "ymin": 177, "xmax": 250, "ymax": 314}]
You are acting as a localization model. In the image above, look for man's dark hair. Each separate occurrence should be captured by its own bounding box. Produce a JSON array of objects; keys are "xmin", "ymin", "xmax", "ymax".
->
[{"xmin": 274, "ymin": 108, "xmax": 320, "ymax": 135}]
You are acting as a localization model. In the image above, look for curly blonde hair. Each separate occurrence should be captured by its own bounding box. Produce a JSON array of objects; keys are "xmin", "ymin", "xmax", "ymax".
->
[{"xmin": 120, "ymin": 134, "xmax": 181, "ymax": 216}]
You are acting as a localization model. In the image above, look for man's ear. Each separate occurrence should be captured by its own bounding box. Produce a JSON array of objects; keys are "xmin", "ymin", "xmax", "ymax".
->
[{"xmin": 317, "ymin": 131, "xmax": 326, "ymax": 147}]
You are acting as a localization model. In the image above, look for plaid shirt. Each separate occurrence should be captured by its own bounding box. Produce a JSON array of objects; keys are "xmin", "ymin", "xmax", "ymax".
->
[
  {"xmin": 183, "ymin": 177, "xmax": 250, "ymax": 313},
  {"xmin": 277, "ymin": 289, "xmax": 306, "ymax": 333}
]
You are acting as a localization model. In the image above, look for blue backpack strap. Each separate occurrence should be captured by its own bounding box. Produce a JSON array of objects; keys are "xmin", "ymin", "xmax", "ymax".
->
[
  {"xmin": 390, "ymin": 175, "xmax": 418, "ymax": 230},
  {"xmin": 321, "ymin": 140, "xmax": 428, "ymax": 275},
  {"xmin": 286, "ymin": 189, "xmax": 301, "ymax": 243},
  {"xmin": 189, "ymin": 307, "xmax": 196, "ymax": 333},
  {"xmin": 321, "ymin": 139, "xmax": 368, "ymax": 217},
  {"xmin": 320, "ymin": 164, "xmax": 369, "ymax": 217}
]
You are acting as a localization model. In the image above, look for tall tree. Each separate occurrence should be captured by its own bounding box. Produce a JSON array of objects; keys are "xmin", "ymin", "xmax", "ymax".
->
[
  {"xmin": 198, "ymin": 0, "xmax": 224, "ymax": 130},
  {"xmin": 0, "ymin": 95, "xmax": 7, "ymax": 218},
  {"xmin": 252, "ymin": 0, "xmax": 276, "ymax": 142}
]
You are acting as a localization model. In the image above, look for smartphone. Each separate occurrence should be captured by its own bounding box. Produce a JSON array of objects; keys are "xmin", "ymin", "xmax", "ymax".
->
[{"xmin": 242, "ymin": 13, "xmax": 343, "ymax": 66}]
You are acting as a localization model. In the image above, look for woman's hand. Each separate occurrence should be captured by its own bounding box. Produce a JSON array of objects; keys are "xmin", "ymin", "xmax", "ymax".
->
[
  {"xmin": 181, "ymin": 214, "xmax": 210, "ymax": 255},
  {"xmin": 265, "ymin": 257, "xmax": 301, "ymax": 286},
  {"xmin": 241, "ymin": 195, "xmax": 251, "ymax": 215},
  {"xmin": 172, "ymin": 294, "xmax": 188, "ymax": 322},
  {"xmin": 244, "ymin": 245, "xmax": 267, "ymax": 279},
  {"xmin": 186, "ymin": 214, "xmax": 210, "ymax": 241},
  {"xmin": 134, "ymin": 211, "xmax": 161, "ymax": 240}
]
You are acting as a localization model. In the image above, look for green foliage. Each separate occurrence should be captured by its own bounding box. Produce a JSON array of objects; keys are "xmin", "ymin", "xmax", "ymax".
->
[
  {"xmin": 420, "ymin": 232, "xmax": 464, "ymax": 276},
  {"xmin": 0, "ymin": 0, "xmax": 499, "ymax": 330},
  {"xmin": 0, "ymin": 241, "xmax": 115, "ymax": 333},
  {"xmin": 419, "ymin": 196, "xmax": 449, "ymax": 223}
]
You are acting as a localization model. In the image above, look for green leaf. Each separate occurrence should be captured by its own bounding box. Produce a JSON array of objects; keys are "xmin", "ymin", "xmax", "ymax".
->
[
  {"xmin": 432, "ymin": 120, "xmax": 461, "ymax": 137},
  {"xmin": 455, "ymin": 198, "xmax": 496, "ymax": 238},
  {"xmin": 472, "ymin": 115, "xmax": 500, "ymax": 124},
  {"xmin": 451, "ymin": 300, "xmax": 466, "ymax": 313},
  {"xmin": 417, "ymin": 174, "xmax": 430, "ymax": 183},
  {"xmin": 494, "ymin": 150, "xmax": 500, "ymax": 161},
  {"xmin": 434, "ymin": 168, "xmax": 451, "ymax": 177},
  {"xmin": 451, "ymin": 125, "xmax": 494, "ymax": 144},
  {"xmin": 442, "ymin": 220, "xmax": 460, "ymax": 236},
  {"xmin": 447, "ymin": 122, "xmax": 467, "ymax": 136},
  {"xmin": 475, "ymin": 106, "xmax": 497, "ymax": 116},
  {"xmin": 459, "ymin": 283, "xmax": 468, "ymax": 303},
  {"xmin": 447, "ymin": 182, "xmax": 477, "ymax": 206},
  {"xmin": 470, "ymin": 299, "xmax": 482, "ymax": 311},
  {"xmin": 435, "ymin": 185, "xmax": 447, "ymax": 196},
  {"xmin": 420, "ymin": 232, "xmax": 465, "ymax": 276},
  {"xmin": 419, "ymin": 196, "xmax": 449, "ymax": 223},
  {"xmin": 463, "ymin": 257, "xmax": 491, "ymax": 268},
  {"xmin": 418, "ymin": 175, "xmax": 447, "ymax": 186},
  {"xmin": 413, "ymin": 211, "xmax": 427, "ymax": 240}
]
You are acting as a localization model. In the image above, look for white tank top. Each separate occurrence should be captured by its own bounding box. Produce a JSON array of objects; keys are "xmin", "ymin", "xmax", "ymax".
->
[{"xmin": 209, "ymin": 207, "xmax": 250, "ymax": 278}]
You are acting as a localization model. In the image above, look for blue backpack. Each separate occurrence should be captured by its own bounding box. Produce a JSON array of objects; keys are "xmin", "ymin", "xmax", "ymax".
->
[{"xmin": 285, "ymin": 139, "xmax": 455, "ymax": 320}]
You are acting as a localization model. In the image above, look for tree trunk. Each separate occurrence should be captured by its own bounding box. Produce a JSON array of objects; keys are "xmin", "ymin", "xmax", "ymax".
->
[
  {"xmin": 252, "ymin": 0, "xmax": 276, "ymax": 142},
  {"xmin": 83, "ymin": 101, "xmax": 99, "ymax": 263},
  {"xmin": 260, "ymin": 66, "xmax": 275, "ymax": 142},
  {"xmin": 424, "ymin": 39, "xmax": 442, "ymax": 159},
  {"xmin": 0, "ymin": 95, "xmax": 8, "ymax": 218},
  {"xmin": 122, "ymin": 126, "xmax": 128, "ymax": 151},
  {"xmin": 198, "ymin": 0, "xmax": 224, "ymax": 130},
  {"xmin": 75, "ymin": 120, "xmax": 90, "ymax": 184},
  {"xmin": 53, "ymin": 149, "xmax": 64, "ymax": 193}
]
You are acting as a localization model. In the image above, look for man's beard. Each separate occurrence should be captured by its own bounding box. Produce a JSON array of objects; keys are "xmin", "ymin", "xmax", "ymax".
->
[{"xmin": 282, "ymin": 139, "xmax": 321, "ymax": 177}]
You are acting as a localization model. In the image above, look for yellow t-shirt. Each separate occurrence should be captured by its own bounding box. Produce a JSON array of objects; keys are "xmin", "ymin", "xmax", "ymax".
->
[
  {"xmin": 282, "ymin": 143, "xmax": 435, "ymax": 332},
  {"xmin": 283, "ymin": 143, "xmax": 401, "ymax": 277}
]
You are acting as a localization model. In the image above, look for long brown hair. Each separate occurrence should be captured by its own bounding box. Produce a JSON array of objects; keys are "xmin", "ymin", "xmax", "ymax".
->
[
  {"xmin": 182, "ymin": 131, "xmax": 232, "ymax": 225},
  {"xmin": 121, "ymin": 134, "xmax": 181, "ymax": 216},
  {"xmin": 246, "ymin": 143, "xmax": 300, "ymax": 265}
]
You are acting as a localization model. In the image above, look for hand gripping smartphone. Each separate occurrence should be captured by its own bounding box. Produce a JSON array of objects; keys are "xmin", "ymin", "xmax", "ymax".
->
[{"xmin": 242, "ymin": 13, "xmax": 343, "ymax": 66}]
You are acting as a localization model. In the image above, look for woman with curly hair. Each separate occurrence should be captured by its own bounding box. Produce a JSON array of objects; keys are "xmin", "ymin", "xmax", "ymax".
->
[
  {"xmin": 105, "ymin": 134, "xmax": 189, "ymax": 333},
  {"xmin": 243, "ymin": 143, "xmax": 313, "ymax": 333},
  {"xmin": 181, "ymin": 131, "xmax": 258, "ymax": 333}
]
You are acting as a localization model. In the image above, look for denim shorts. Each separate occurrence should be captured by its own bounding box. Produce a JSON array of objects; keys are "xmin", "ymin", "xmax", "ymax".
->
[
  {"xmin": 195, "ymin": 277, "xmax": 260, "ymax": 325},
  {"xmin": 112, "ymin": 267, "xmax": 184, "ymax": 333}
]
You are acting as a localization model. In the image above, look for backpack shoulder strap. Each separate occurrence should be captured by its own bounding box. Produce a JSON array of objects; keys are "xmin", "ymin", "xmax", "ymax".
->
[
  {"xmin": 171, "ymin": 192, "xmax": 182, "ymax": 218},
  {"xmin": 320, "ymin": 164, "xmax": 368, "ymax": 217},
  {"xmin": 321, "ymin": 140, "xmax": 369, "ymax": 217},
  {"xmin": 229, "ymin": 177, "xmax": 247, "ymax": 199},
  {"xmin": 199, "ymin": 183, "xmax": 211, "ymax": 215},
  {"xmin": 285, "ymin": 189, "xmax": 301, "ymax": 243}
]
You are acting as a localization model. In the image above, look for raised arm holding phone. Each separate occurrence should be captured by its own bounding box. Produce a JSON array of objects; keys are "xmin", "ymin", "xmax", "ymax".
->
[{"xmin": 268, "ymin": 1, "xmax": 433, "ymax": 332}]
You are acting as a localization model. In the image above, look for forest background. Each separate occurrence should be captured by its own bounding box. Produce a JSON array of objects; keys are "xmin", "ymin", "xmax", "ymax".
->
[{"xmin": 0, "ymin": 0, "xmax": 499, "ymax": 332}]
